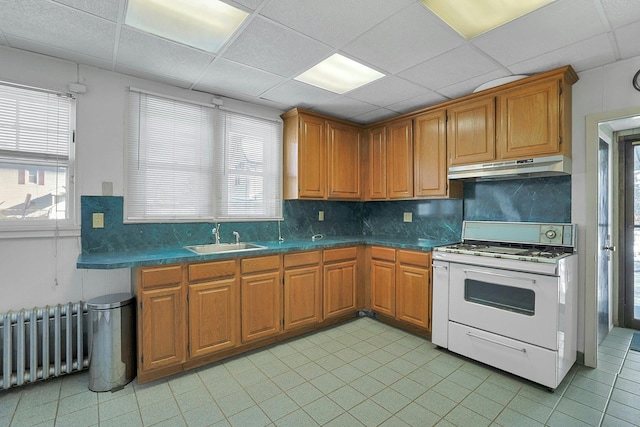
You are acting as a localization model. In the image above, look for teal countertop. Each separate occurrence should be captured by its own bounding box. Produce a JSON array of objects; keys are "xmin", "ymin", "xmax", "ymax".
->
[{"xmin": 76, "ymin": 236, "xmax": 457, "ymax": 269}]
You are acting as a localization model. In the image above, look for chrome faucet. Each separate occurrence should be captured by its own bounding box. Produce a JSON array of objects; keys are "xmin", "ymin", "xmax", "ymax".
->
[
  {"xmin": 212, "ymin": 224, "xmax": 220, "ymax": 245},
  {"xmin": 233, "ymin": 231, "xmax": 240, "ymax": 244}
]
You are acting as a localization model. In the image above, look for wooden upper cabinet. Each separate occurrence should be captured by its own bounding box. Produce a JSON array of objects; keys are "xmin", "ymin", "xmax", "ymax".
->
[
  {"xmin": 387, "ymin": 118, "xmax": 414, "ymax": 199},
  {"xmin": 367, "ymin": 125, "xmax": 387, "ymax": 200},
  {"xmin": 497, "ymin": 78, "xmax": 563, "ymax": 159},
  {"xmin": 327, "ymin": 120, "xmax": 362, "ymax": 199},
  {"xmin": 447, "ymin": 96, "xmax": 496, "ymax": 166},
  {"xmin": 298, "ymin": 114, "xmax": 326, "ymax": 198},
  {"xmin": 414, "ymin": 109, "xmax": 454, "ymax": 198}
]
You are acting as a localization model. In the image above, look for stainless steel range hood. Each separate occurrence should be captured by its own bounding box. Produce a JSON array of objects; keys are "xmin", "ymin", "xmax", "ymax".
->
[{"xmin": 447, "ymin": 155, "xmax": 571, "ymax": 181}]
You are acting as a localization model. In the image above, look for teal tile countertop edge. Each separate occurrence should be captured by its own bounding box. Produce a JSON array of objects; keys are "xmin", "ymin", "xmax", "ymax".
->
[{"xmin": 76, "ymin": 236, "xmax": 458, "ymax": 269}]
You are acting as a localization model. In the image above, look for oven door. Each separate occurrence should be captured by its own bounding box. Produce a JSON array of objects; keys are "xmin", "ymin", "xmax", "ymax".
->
[{"xmin": 448, "ymin": 262, "xmax": 559, "ymax": 350}]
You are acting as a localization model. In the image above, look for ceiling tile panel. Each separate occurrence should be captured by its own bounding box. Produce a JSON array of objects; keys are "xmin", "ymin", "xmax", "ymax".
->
[
  {"xmin": 601, "ymin": 0, "xmax": 640, "ymax": 29},
  {"xmin": 386, "ymin": 91, "xmax": 449, "ymax": 114},
  {"xmin": 194, "ymin": 58, "xmax": 285, "ymax": 97},
  {"xmin": 114, "ymin": 65, "xmax": 195, "ymax": 89},
  {"xmin": 398, "ymin": 45, "xmax": 503, "ymax": 91},
  {"xmin": 472, "ymin": 0, "xmax": 607, "ymax": 66},
  {"xmin": 226, "ymin": 0, "xmax": 264, "ymax": 11},
  {"xmin": 52, "ymin": 0, "xmax": 121, "ymax": 22},
  {"xmin": 116, "ymin": 28, "xmax": 215, "ymax": 83},
  {"xmin": 350, "ymin": 108, "xmax": 397, "ymax": 124},
  {"xmin": 342, "ymin": 3, "xmax": 465, "ymax": 74},
  {"xmin": 260, "ymin": 0, "xmax": 414, "ymax": 48},
  {"xmin": 509, "ymin": 34, "xmax": 617, "ymax": 75},
  {"xmin": 311, "ymin": 96, "xmax": 378, "ymax": 120},
  {"xmin": 0, "ymin": 0, "xmax": 116, "ymax": 61},
  {"xmin": 615, "ymin": 21, "xmax": 640, "ymax": 59},
  {"xmin": 221, "ymin": 16, "xmax": 332, "ymax": 77},
  {"xmin": 346, "ymin": 76, "xmax": 430, "ymax": 107},
  {"xmin": 260, "ymin": 80, "xmax": 339, "ymax": 108}
]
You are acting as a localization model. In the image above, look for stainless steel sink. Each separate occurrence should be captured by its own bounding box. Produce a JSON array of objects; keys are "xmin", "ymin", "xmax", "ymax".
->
[{"xmin": 184, "ymin": 242, "xmax": 267, "ymax": 255}]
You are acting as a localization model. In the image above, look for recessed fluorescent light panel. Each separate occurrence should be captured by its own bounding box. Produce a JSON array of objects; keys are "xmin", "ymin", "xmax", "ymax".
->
[
  {"xmin": 421, "ymin": 0, "xmax": 554, "ymax": 39},
  {"xmin": 125, "ymin": 0, "xmax": 249, "ymax": 53},
  {"xmin": 295, "ymin": 54, "xmax": 385, "ymax": 94}
]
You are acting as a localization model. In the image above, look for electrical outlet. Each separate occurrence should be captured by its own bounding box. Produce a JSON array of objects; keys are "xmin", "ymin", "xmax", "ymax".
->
[
  {"xmin": 92, "ymin": 213, "xmax": 104, "ymax": 228},
  {"xmin": 403, "ymin": 212, "xmax": 412, "ymax": 222},
  {"xmin": 318, "ymin": 210, "xmax": 324, "ymax": 221}
]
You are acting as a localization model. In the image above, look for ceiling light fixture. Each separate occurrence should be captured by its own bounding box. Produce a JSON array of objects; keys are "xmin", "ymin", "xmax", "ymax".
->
[
  {"xmin": 421, "ymin": 0, "xmax": 554, "ymax": 39},
  {"xmin": 294, "ymin": 54, "xmax": 385, "ymax": 95},
  {"xmin": 125, "ymin": 0, "xmax": 248, "ymax": 53}
]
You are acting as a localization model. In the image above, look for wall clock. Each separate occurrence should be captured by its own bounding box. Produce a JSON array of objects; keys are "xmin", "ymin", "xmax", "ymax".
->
[{"xmin": 634, "ymin": 69, "xmax": 640, "ymax": 92}]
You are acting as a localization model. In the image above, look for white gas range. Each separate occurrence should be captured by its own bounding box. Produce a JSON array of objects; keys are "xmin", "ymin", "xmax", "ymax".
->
[{"xmin": 432, "ymin": 221, "xmax": 578, "ymax": 390}]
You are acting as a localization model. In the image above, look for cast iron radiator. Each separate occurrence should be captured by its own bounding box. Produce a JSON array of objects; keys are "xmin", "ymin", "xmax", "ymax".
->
[{"xmin": 0, "ymin": 302, "xmax": 89, "ymax": 389}]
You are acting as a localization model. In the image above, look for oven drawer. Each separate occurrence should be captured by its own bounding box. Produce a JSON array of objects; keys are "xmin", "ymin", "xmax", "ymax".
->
[
  {"xmin": 449, "ymin": 264, "xmax": 559, "ymax": 350},
  {"xmin": 448, "ymin": 322, "xmax": 560, "ymax": 389}
]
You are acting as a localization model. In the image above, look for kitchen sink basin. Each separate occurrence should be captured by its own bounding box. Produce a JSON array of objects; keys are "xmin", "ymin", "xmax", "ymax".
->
[{"xmin": 184, "ymin": 242, "xmax": 267, "ymax": 255}]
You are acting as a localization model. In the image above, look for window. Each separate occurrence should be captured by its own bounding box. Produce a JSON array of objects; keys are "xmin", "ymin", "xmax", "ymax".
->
[
  {"xmin": 125, "ymin": 89, "xmax": 282, "ymax": 223},
  {"xmin": 0, "ymin": 82, "xmax": 75, "ymax": 226}
]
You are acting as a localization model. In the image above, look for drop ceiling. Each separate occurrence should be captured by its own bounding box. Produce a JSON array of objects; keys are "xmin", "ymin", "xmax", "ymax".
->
[{"xmin": 0, "ymin": 0, "xmax": 639, "ymax": 124}]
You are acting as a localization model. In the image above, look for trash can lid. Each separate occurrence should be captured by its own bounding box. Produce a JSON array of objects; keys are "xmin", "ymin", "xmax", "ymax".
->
[{"xmin": 87, "ymin": 293, "xmax": 135, "ymax": 309}]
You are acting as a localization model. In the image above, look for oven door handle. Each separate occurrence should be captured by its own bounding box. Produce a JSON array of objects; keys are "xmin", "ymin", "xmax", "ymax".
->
[
  {"xmin": 462, "ymin": 268, "xmax": 536, "ymax": 284},
  {"xmin": 466, "ymin": 332, "xmax": 527, "ymax": 353},
  {"xmin": 432, "ymin": 264, "xmax": 448, "ymax": 270}
]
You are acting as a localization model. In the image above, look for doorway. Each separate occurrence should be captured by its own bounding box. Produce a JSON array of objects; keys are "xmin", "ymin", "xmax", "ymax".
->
[{"xmin": 621, "ymin": 131, "xmax": 640, "ymax": 329}]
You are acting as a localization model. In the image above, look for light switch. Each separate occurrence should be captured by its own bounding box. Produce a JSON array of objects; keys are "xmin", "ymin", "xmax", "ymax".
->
[
  {"xmin": 92, "ymin": 213, "xmax": 104, "ymax": 229},
  {"xmin": 403, "ymin": 212, "xmax": 412, "ymax": 222}
]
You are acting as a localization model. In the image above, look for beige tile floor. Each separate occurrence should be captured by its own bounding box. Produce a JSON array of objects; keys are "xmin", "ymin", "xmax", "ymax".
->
[{"xmin": 1, "ymin": 318, "xmax": 639, "ymax": 427}]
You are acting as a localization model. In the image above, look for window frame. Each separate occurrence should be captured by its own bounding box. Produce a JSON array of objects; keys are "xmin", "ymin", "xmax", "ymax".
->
[{"xmin": 0, "ymin": 81, "xmax": 77, "ymax": 237}]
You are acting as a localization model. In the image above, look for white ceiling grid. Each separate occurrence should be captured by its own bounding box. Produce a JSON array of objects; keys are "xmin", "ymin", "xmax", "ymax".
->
[{"xmin": 0, "ymin": 0, "xmax": 638, "ymax": 123}]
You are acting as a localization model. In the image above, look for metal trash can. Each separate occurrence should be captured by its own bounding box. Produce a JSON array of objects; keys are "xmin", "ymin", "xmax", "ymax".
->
[{"xmin": 87, "ymin": 293, "xmax": 136, "ymax": 392}]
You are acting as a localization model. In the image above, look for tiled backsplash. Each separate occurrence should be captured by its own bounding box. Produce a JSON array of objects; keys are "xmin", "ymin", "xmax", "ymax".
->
[{"xmin": 81, "ymin": 176, "xmax": 571, "ymax": 253}]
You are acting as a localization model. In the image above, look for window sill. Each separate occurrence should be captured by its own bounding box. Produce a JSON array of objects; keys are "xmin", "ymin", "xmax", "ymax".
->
[{"xmin": 0, "ymin": 225, "xmax": 81, "ymax": 240}]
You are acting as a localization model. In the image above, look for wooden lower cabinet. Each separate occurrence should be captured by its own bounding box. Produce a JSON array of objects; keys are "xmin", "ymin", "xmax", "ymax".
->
[
  {"xmin": 187, "ymin": 259, "xmax": 239, "ymax": 359},
  {"xmin": 284, "ymin": 251, "xmax": 322, "ymax": 330},
  {"xmin": 323, "ymin": 247, "xmax": 358, "ymax": 318},
  {"xmin": 369, "ymin": 248, "xmax": 432, "ymax": 333},
  {"xmin": 241, "ymin": 255, "xmax": 282, "ymax": 343},
  {"xmin": 136, "ymin": 265, "xmax": 186, "ymax": 375}
]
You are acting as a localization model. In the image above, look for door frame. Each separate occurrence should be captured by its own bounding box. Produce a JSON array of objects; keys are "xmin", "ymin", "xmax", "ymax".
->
[{"xmin": 585, "ymin": 106, "xmax": 640, "ymax": 367}]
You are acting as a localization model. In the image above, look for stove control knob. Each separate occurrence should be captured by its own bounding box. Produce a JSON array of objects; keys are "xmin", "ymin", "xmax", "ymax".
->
[{"xmin": 545, "ymin": 229, "xmax": 557, "ymax": 239}]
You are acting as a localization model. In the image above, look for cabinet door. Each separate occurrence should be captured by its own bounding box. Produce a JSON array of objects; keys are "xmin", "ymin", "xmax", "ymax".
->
[
  {"xmin": 498, "ymin": 79, "xmax": 560, "ymax": 159},
  {"xmin": 284, "ymin": 265, "xmax": 322, "ymax": 330},
  {"xmin": 414, "ymin": 110, "xmax": 447, "ymax": 197},
  {"xmin": 140, "ymin": 286, "xmax": 186, "ymax": 372},
  {"xmin": 448, "ymin": 96, "xmax": 496, "ymax": 166},
  {"xmin": 387, "ymin": 119, "xmax": 413, "ymax": 199},
  {"xmin": 371, "ymin": 259, "xmax": 395, "ymax": 317},
  {"xmin": 188, "ymin": 278, "xmax": 239, "ymax": 359},
  {"xmin": 241, "ymin": 271, "xmax": 282, "ymax": 342},
  {"xmin": 298, "ymin": 114, "xmax": 326, "ymax": 199},
  {"xmin": 367, "ymin": 125, "xmax": 387, "ymax": 200},
  {"xmin": 396, "ymin": 250, "xmax": 431, "ymax": 330},
  {"xmin": 327, "ymin": 121, "xmax": 362, "ymax": 199},
  {"xmin": 323, "ymin": 260, "xmax": 357, "ymax": 318}
]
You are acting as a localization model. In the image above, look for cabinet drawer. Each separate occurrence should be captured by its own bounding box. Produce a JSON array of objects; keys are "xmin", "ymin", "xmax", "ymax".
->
[
  {"xmin": 397, "ymin": 250, "xmax": 430, "ymax": 267},
  {"xmin": 371, "ymin": 246, "xmax": 395, "ymax": 261},
  {"xmin": 188, "ymin": 260, "xmax": 236, "ymax": 282},
  {"xmin": 140, "ymin": 265, "xmax": 183, "ymax": 289},
  {"xmin": 241, "ymin": 255, "xmax": 280, "ymax": 274},
  {"xmin": 284, "ymin": 251, "xmax": 321, "ymax": 268},
  {"xmin": 323, "ymin": 246, "xmax": 357, "ymax": 263}
]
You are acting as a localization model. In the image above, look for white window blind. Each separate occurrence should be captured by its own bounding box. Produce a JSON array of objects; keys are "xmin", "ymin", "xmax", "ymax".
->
[
  {"xmin": 0, "ymin": 82, "xmax": 74, "ymax": 225},
  {"xmin": 215, "ymin": 110, "xmax": 282, "ymax": 220},
  {"xmin": 125, "ymin": 89, "xmax": 282, "ymax": 222},
  {"xmin": 126, "ymin": 91, "xmax": 215, "ymax": 222}
]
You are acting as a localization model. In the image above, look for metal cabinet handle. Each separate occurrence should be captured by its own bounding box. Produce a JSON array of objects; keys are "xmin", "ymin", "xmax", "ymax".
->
[
  {"xmin": 463, "ymin": 268, "xmax": 536, "ymax": 284},
  {"xmin": 466, "ymin": 332, "xmax": 527, "ymax": 353},
  {"xmin": 602, "ymin": 246, "xmax": 616, "ymax": 251},
  {"xmin": 432, "ymin": 264, "xmax": 448, "ymax": 270}
]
